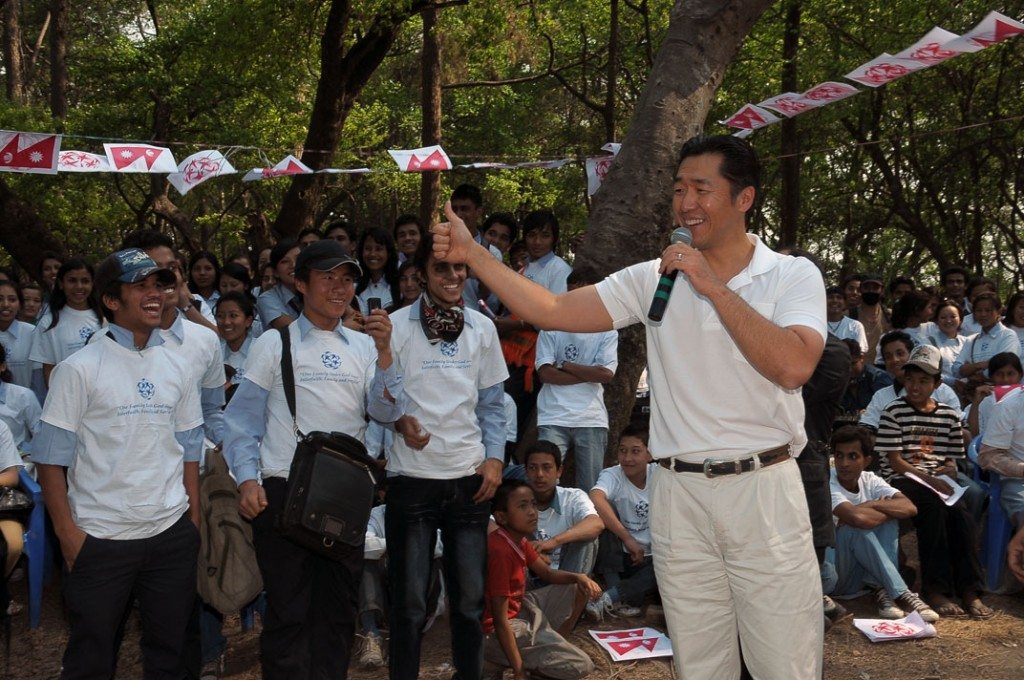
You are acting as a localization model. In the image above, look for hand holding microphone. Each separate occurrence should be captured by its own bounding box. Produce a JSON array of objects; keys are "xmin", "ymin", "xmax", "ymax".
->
[{"xmin": 647, "ymin": 227, "xmax": 693, "ymax": 326}]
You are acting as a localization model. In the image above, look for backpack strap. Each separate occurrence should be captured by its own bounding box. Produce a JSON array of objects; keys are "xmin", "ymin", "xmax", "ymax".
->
[{"xmin": 277, "ymin": 327, "xmax": 301, "ymax": 436}]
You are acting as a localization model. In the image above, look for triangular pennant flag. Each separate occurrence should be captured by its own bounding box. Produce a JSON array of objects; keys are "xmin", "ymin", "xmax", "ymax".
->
[
  {"xmin": 167, "ymin": 150, "xmax": 236, "ymax": 196},
  {"xmin": 58, "ymin": 150, "xmax": 111, "ymax": 172},
  {"xmin": 895, "ymin": 27, "xmax": 964, "ymax": 65},
  {"xmin": 104, "ymin": 143, "xmax": 178, "ymax": 173},
  {"xmin": 585, "ymin": 156, "xmax": 615, "ymax": 196},
  {"xmin": 797, "ymin": 81, "xmax": 860, "ymax": 106},
  {"xmin": 758, "ymin": 93, "xmax": 816, "ymax": 117},
  {"xmin": 0, "ymin": 131, "xmax": 61, "ymax": 175},
  {"xmin": 601, "ymin": 142, "xmax": 622, "ymax": 156},
  {"xmin": 608, "ymin": 640, "xmax": 644, "ymax": 654},
  {"xmin": 845, "ymin": 54, "xmax": 926, "ymax": 88},
  {"xmin": 946, "ymin": 11, "xmax": 1024, "ymax": 52},
  {"xmin": 241, "ymin": 155, "xmax": 313, "ymax": 182},
  {"xmin": 723, "ymin": 104, "xmax": 781, "ymax": 131},
  {"xmin": 388, "ymin": 145, "xmax": 452, "ymax": 172},
  {"xmin": 994, "ymin": 384, "xmax": 1023, "ymax": 402}
]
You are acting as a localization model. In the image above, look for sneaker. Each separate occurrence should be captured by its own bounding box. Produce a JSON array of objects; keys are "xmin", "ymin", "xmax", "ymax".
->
[
  {"xmin": 585, "ymin": 592, "xmax": 613, "ymax": 622},
  {"xmin": 823, "ymin": 595, "xmax": 849, "ymax": 623},
  {"xmin": 874, "ymin": 589, "xmax": 905, "ymax": 619},
  {"xmin": 5, "ymin": 601, "xmax": 23, "ymax": 616},
  {"xmin": 611, "ymin": 603, "xmax": 643, "ymax": 618},
  {"xmin": 896, "ymin": 591, "xmax": 940, "ymax": 623},
  {"xmin": 357, "ymin": 632, "xmax": 385, "ymax": 668}
]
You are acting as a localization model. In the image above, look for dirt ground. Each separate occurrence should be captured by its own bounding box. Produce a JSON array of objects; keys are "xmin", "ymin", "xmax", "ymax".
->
[{"xmin": 7, "ymin": 571, "xmax": 1024, "ymax": 680}]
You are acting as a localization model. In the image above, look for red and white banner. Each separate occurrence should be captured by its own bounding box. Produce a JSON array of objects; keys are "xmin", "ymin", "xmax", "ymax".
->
[
  {"xmin": 758, "ymin": 93, "xmax": 816, "ymax": 118},
  {"xmin": 242, "ymin": 155, "xmax": 313, "ymax": 182},
  {"xmin": 723, "ymin": 104, "xmax": 781, "ymax": 131},
  {"xmin": 104, "ymin": 143, "xmax": 177, "ymax": 173},
  {"xmin": 168, "ymin": 150, "xmax": 236, "ymax": 195},
  {"xmin": 0, "ymin": 131, "xmax": 61, "ymax": 175},
  {"xmin": 896, "ymin": 27, "xmax": 964, "ymax": 65},
  {"xmin": 58, "ymin": 150, "xmax": 111, "ymax": 172},
  {"xmin": 388, "ymin": 145, "xmax": 452, "ymax": 172},
  {"xmin": 845, "ymin": 54, "xmax": 926, "ymax": 88},
  {"xmin": 585, "ymin": 156, "xmax": 615, "ymax": 196},
  {"xmin": 588, "ymin": 628, "xmax": 673, "ymax": 661},
  {"xmin": 947, "ymin": 10, "xmax": 1024, "ymax": 52}
]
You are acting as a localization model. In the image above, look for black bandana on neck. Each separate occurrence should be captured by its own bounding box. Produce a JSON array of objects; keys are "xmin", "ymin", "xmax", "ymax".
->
[{"xmin": 419, "ymin": 293, "xmax": 465, "ymax": 344}]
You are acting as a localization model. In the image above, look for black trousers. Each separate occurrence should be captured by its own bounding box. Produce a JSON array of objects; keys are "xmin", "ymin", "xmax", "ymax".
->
[
  {"xmin": 252, "ymin": 478, "xmax": 363, "ymax": 680},
  {"xmin": 891, "ymin": 477, "xmax": 983, "ymax": 596},
  {"xmin": 797, "ymin": 444, "xmax": 836, "ymax": 551},
  {"xmin": 61, "ymin": 513, "xmax": 199, "ymax": 680}
]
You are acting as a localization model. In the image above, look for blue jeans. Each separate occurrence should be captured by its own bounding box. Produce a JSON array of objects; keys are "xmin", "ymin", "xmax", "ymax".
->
[
  {"xmin": 386, "ymin": 475, "xmax": 489, "ymax": 680},
  {"xmin": 536, "ymin": 425, "xmax": 608, "ymax": 491},
  {"xmin": 828, "ymin": 520, "xmax": 909, "ymax": 599},
  {"xmin": 1000, "ymin": 477, "xmax": 1024, "ymax": 527}
]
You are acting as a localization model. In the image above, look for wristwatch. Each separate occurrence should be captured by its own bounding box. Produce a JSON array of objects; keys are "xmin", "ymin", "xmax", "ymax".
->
[{"xmin": 180, "ymin": 302, "xmax": 193, "ymax": 314}]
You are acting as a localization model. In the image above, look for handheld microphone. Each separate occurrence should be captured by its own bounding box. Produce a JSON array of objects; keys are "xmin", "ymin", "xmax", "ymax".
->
[{"xmin": 646, "ymin": 227, "xmax": 693, "ymax": 326}]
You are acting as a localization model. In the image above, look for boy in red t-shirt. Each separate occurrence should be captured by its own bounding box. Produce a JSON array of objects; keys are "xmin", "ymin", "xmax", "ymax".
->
[{"xmin": 484, "ymin": 480, "xmax": 600, "ymax": 679}]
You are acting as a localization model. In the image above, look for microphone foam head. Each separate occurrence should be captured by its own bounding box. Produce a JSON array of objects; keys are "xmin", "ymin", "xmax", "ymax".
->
[{"xmin": 670, "ymin": 227, "xmax": 693, "ymax": 246}]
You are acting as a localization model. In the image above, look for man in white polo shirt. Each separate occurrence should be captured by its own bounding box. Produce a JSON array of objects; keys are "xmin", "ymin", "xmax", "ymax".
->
[
  {"xmin": 980, "ymin": 388, "xmax": 1024, "ymax": 528},
  {"xmin": 223, "ymin": 239, "xmax": 402, "ymax": 679},
  {"xmin": 32, "ymin": 248, "xmax": 204, "ymax": 679},
  {"xmin": 432, "ymin": 134, "xmax": 826, "ymax": 679}
]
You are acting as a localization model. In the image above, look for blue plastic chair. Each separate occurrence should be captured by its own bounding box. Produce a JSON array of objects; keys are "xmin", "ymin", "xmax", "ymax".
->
[
  {"xmin": 966, "ymin": 435, "xmax": 1014, "ymax": 592},
  {"xmin": 18, "ymin": 468, "xmax": 53, "ymax": 629}
]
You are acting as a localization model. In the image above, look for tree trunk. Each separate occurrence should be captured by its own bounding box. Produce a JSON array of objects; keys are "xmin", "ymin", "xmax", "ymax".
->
[
  {"xmin": 778, "ymin": 0, "xmax": 800, "ymax": 248},
  {"xmin": 576, "ymin": 0, "xmax": 774, "ymax": 461},
  {"xmin": 49, "ymin": 0, "xmax": 68, "ymax": 125},
  {"xmin": 419, "ymin": 7, "xmax": 443, "ymax": 228},
  {"xmin": 0, "ymin": 179, "xmax": 69, "ymax": 280},
  {"xmin": 2, "ymin": 0, "xmax": 26, "ymax": 104},
  {"xmin": 604, "ymin": 0, "xmax": 620, "ymax": 141}
]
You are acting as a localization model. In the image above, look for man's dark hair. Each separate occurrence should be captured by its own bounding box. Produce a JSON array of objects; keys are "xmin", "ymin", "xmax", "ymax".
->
[
  {"xmin": 483, "ymin": 212, "xmax": 518, "ymax": 243},
  {"xmin": 826, "ymin": 285, "xmax": 844, "ymax": 297},
  {"xmin": 842, "ymin": 273, "xmax": 867, "ymax": 288},
  {"xmin": 677, "ymin": 134, "xmax": 761, "ymax": 201},
  {"xmin": 492, "ymin": 479, "xmax": 532, "ymax": 513},
  {"xmin": 324, "ymin": 220, "xmax": 357, "ymax": 241},
  {"xmin": 840, "ymin": 338, "xmax": 863, "ymax": 360},
  {"xmin": 887, "ymin": 276, "xmax": 915, "ymax": 295},
  {"xmin": 567, "ymin": 265, "xmax": 600, "ymax": 288},
  {"xmin": 297, "ymin": 227, "xmax": 323, "ymax": 241},
  {"xmin": 121, "ymin": 229, "xmax": 174, "ymax": 251},
  {"xmin": 940, "ymin": 266, "xmax": 969, "ymax": 285},
  {"xmin": 830, "ymin": 425, "xmax": 875, "ymax": 459},
  {"xmin": 989, "ymin": 352, "xmax": 1023, "ymax": 377},
  {"xmin": 525, "ymin": 440, "xmax": 562, "ymax": 468},
  {"xmin": 618, "ymin": 425, "xmax": 649, "ymax": 446},
  {"xmin": 891, "ymin": 290, "xmax": 931, "ymax": 329},
  {"xmin": 451, "ymin": 183, "xmax": 483, "ymax": 207},
  {"xmin": 879, "ymin": 330, "xmax": 914, "ymax": 355},
  {"xmin": 973, "ymin": 291, "xmax": 1002, "ymax": 311},
  {"xmin": 966, "ymin": 276, "xmax": 996, "ymax": 298},
  {"xmin": 393, "ymin": 214, "xmax": 424, "ymax": 239},
  {"xmin": 521, "ymin": 210, "xmax": 559, "ymax": 247}
]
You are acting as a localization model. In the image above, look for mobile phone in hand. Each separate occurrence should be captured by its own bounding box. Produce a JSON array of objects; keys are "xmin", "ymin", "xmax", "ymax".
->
[{"xmin": 368, "ymin": 297, "xmax": 382, "ymax": 312}]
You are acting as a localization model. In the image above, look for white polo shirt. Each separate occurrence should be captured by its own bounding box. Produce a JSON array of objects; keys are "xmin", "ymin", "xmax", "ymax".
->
[
  {"xmin": 535, "ymin": 329, "xmax": 618, "ymax": 428},
  {"xmin": 388, "ymin": 301, "xmax": 508, "ymax": 479},
  {"xmin": 0, "ymin": 320, "xmax": 37, "ymax": 388},
  {"xmin": 524, "ymin": 252, "xmax": 572, "ymax": 294},
  {"xmin": 595, "ymin": 234, "xmax": 825, "ymax": 461},
  {"xmin": 38, "ymin": 334, "xmax": 203, "ymax": 540},
  {"xmin": 0, "ymin": 382, "xmax": 41, "ymax": 449},
  {"xmin": 242, "ymin": 322, "xmax": 380, "ymax": 480},
  {"xmin": 533, "ymin": 486, "xmax": 599, "ymax": 570},
  {"xmin": 826, "ymin": 316, "xmax": 868, "ymax": 354},
  {"xmin": 592, "ymin": 464, "xmax": 656, "ymax": 555},
  {"xmin": 29, "ymin": 307, "xmax": 104, "ymax": 366},
  {"xmin": 982, "ymin": 389, "xmax": 1024, "ymax": 462}
]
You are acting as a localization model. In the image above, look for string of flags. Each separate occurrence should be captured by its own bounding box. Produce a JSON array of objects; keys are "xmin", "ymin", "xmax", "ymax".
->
[{"xmin": 723, "ymin": 10, "xmax": 1024, "ymax": 135}]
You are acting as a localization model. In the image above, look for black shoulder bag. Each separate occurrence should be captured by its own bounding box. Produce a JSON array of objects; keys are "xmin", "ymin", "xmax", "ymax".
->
[{"xmin": 275, "ymin": 327, "xmax": 380, "ymax": 560}]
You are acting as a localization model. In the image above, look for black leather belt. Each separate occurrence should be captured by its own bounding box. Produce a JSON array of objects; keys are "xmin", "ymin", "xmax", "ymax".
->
[{"xmin": 658, "ymin": 445, "xmax": 791, "ymax": 478}]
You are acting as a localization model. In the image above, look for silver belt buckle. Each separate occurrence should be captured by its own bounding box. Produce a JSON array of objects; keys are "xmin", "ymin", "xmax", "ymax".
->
[{"xmin": 703, "ymin": 457, "xmax": 743, "ymax": 478}]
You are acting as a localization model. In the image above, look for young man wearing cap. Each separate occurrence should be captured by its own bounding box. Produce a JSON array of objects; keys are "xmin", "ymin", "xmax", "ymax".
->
[
  {"xmin": 31, "ymin": 249, "xmax": 205, "ymax": 678},
  {"xmin": 874, "ymin": 344, "xmax": 992, "ymax": 618},
  {"xmin": 223, "ymin": 239, "xmax": 403, "ymax": 679}
]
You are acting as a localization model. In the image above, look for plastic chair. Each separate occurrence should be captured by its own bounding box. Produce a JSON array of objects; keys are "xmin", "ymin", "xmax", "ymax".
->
[
  {"xmin": 18, "ymin": 468, "xmax": 53, "ymax": 629},
  {"xmin": 966, "ymin": 435, "xmax": 1014, "ymax": 592}
]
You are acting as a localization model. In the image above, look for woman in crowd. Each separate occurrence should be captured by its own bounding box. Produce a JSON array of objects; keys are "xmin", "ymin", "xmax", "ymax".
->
[
  {"xmin": 1003, "ymin": 292, "xmax": 1024, "ymax": 348},
  {"xmin": 0, "ymin": 344, "xmax": 41, "ymax": 451},
  {"xmin": 215, "ymin": 291, "xmax": 256, "ymax": 400},
  {"xmin": 966, "ymin": 352, "xmax": 1023, "ymax": 438},
  {"xmin": 188, "ymin": 250, "xmax": 222, "ymax": 308},
  {"xmin": 355, "ymin": 227, "xmax": 401, "ymax": 314},
  {"xmin": 219, "ymin": 262, "xmax": 263, "ymax": 337},
  {"xmin": 16, "ymin": 283, "xmax": 43, "ymax": 325},
  {"xmin": 0, "ymin": 281, "xmax": 35, "ymax": 389},
  {"xmin": 928, "ymin": 299, "xmax": 967, "ymax": 388},
  {"xmin": 891, "ymin": 290, "xmax": 934, "ymax": 347},
  {"xmin": 396, "ymin": 261, "xmax": 424, "ymax": 310},
  {"xmin": 256, "ymin": 239, "xmax": 301, "ymax": 331}
]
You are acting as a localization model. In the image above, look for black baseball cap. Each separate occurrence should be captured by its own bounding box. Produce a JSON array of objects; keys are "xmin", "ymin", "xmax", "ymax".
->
[
  {"xmin": 95, "ymin": 248, "xmax": 175, "ymax": 291},
  {"xmin": 293, "ymin": 239, "xmax": 362, "ymax": 278}
]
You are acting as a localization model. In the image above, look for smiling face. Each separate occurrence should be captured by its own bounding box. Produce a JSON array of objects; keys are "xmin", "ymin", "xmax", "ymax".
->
[
  {"xmin": 362, "ymin": 237, "xmax": 388, "ymax": 276},
  {"xmin": 617, "ymin": 436, "xmax": 652, "ymax": 479},
  {"xmin": 525, "ymin": 224, "xmax": 555, "ymax": 261},
  {"xmin": 104, "ymin": 275, "xmax": 166, "ymax": 331},
  {"xmin": 399, "ymin": 266, "xmax": 423, "ymax": 304},
  {"xmin": 395, "ymin": 222, "xmax": 421, "ymax": 258},
  {"xmin": 294, "ymin": 266, "xmax": 357, "ymax": 328},
  {"xmin": 424, "ymin": 256, "xmax": 467, "ymax": 308},
  {"xmin": 146, "ymin": 246, "xmax": 183, "ymax": 313},
  {"xmin": 18, "ymin": 288, "xmax": 41, "ymax": 321},
  {"xmin": 936, "ymin": 304, "xmax": 961, "ymax": 336},
  {"xmin": 672, "ymin": 153, "xmax": 754, "ymax": 252},
  {"xmin": 215, "ymin": 299, "xmax": 253, "ymax": 346},
  {"xmin": 844, "ymin": 279, "xmax": 862, "ymax": 308},
  {"xmin": 902, "ymin": 367, "xmax": 938, "ymax": 409},
  {"xmin": 61, "ymin": 268, "xmax": 94, "ymax": 310},
  {"xmin": 275, "ymin": 246, "xmax": 301, "ymax": 290},
  {"xmin": 41, "ymin": 257, "xmax": 62, "ymax": 289},
  {"xmin": 882, "ymin": 339, "xmax": 912, "ymax": 380},
  {"xmin": 826, "ymin": 292, "xmax": 846, "ymax": 320},
  {"xmin": 0, "ymin": 283, "xmax": 19, "ymax": 329}
]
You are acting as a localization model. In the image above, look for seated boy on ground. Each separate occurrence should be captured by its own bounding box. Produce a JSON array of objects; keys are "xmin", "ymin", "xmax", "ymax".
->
[
  {"xmin": 525, "ymin": 441, "xmax": 604, "ymax": 574},
  {"xmin": 826, "ymin": 425, "xmax": 937, "ymax": 622},
  {"xmin": 484, "ymin": 480, "xmax": 600, "ymax": 680},
  {"xmin": 587, "ymin": 426, "xmax": 658, "ymax": 621},
  {"xmin": 874, "ymin": 345, "xmax": 993, "ymax": 619}
]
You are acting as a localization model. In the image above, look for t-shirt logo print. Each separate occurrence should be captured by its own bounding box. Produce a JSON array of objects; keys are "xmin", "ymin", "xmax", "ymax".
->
[
  {"xmin": 440, "ymin": 340, "xmax": 459, "ymax": 357},
  {"xmin": 137, "ymin": 378, "xmax": 155, "ymax": 401},
  {"xmin": 563, "ymin": 344, "xmax": 579, "ymax": 362},
  {"xmin": 635, "ymin": 499, "xmax": 650, "ymax": 520},
  {"xmin": 321, "ymin": 351, "xmax": 341, "ymax": 370},
  {"xmin": 79, "ymin": 326, "xmax": 95, "ymax": 342}
]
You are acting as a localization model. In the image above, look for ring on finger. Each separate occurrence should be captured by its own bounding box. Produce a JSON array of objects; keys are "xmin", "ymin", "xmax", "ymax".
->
[{"xmin": 676, "ymin": 252, "xmax": 683, "ymax": 261}]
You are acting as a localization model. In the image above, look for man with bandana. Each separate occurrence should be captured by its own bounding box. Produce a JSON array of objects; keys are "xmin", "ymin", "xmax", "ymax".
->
[{"xmin": 386, "ymin": 233, "xmax": 508, "ymax": 680}]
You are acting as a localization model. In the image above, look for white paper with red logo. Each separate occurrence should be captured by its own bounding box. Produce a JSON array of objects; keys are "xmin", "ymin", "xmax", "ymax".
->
[
  {"xmin": 758, "ymin": 93, "xmax": 817, "ymax": 118},
  {"xmin": 722, "ymin": 104, "xmax": 781, "ymax": 131},
  {"xmin": 904, "ymin": 472, "xmax": 967, "ymax": 507},
  {"xmin": 845, "ymin": 54, "xmax": 926, "ymax": 88},
  {"xmin": 602, "ymin": 142, "xmax": 622, "ymax": 156},
  {"xmin": 945, "ymin": 11, "xmax": 1024, "ymax": 53},
  {"xmin": 0, "ymin": 131, "xmax": 61, "ymax": 174},
  {"xmin": 588, "ymin": 627, "xmax": 673, "ymax": 661},
  {"xmin": 585, "ymin": 156, "xmax": 615, "ymax": 196},
  {"xmin": 241, "ymin": 155, "xmax": 314, "ymax": 182},
  {"xmin": 853, "ymin": 611, "xmax": 937, "ymax": 642},
  {"xmin": 167, "ymin": 151, "xmax": 236, "ymax": 195},
  {"xmin": 388, "ymin": 145, "xmax": 452, "ymax": 172},
  {"xmin": 58, "ymin": 150, "xmax": 111, "ymax": 172},
  {"xmin": 796, "ymin": 81, "xmax": 861, "ymax": 107},
  {"xmin": 895, "ymin": 27, "xmax": 964, "ymax": 65},
  {"xmin": 104, "ymin": 143, "xmax": 177, "ymax": 173}
]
